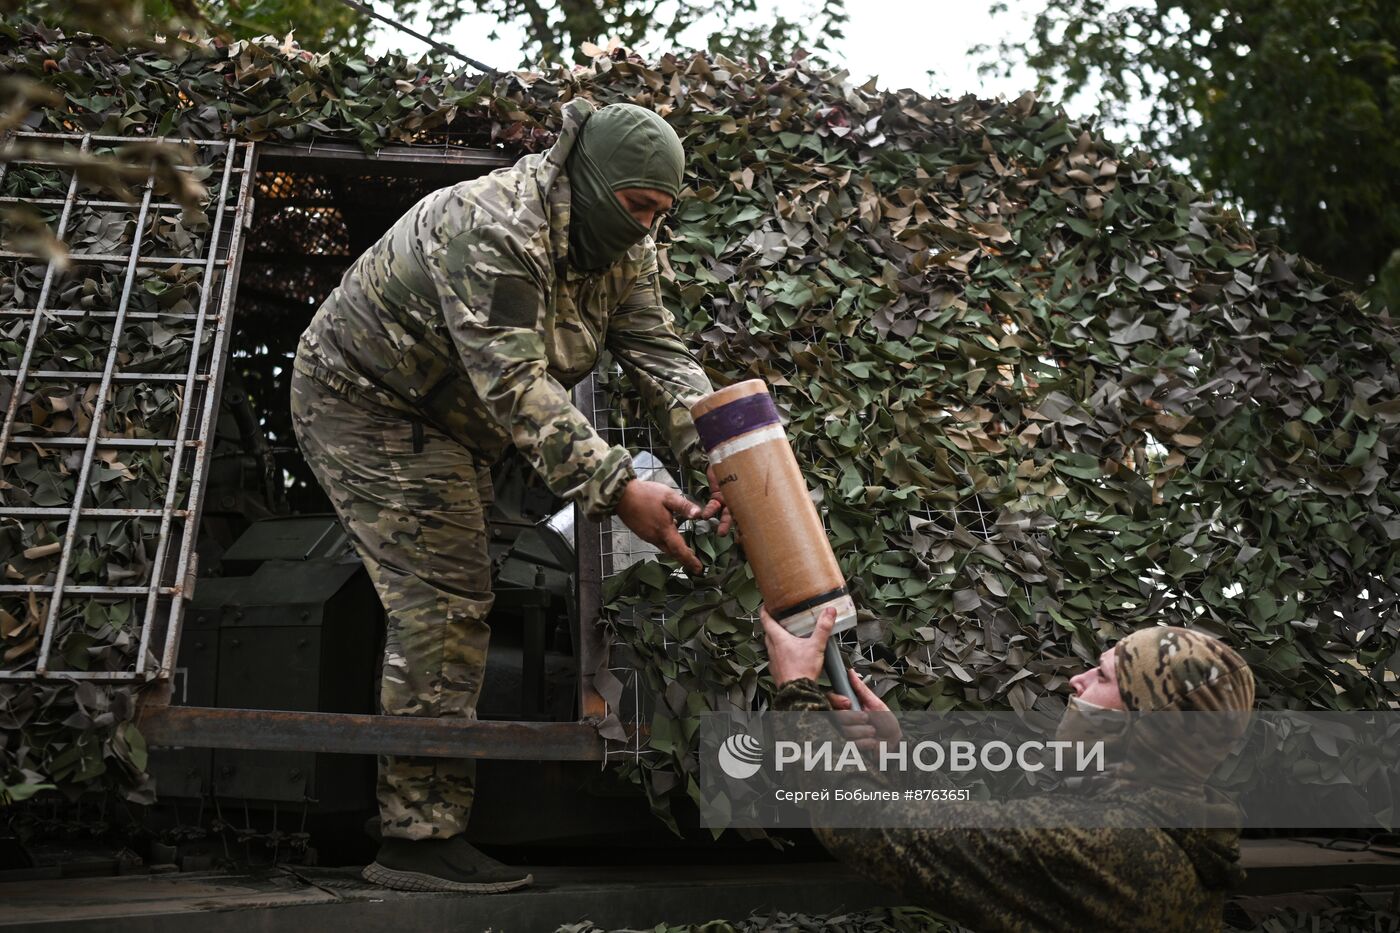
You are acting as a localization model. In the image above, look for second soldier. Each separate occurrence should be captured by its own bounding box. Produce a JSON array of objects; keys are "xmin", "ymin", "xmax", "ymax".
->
[{"xmin": 291, "ymin": 99, "xmax": 724, "ymax": 893}]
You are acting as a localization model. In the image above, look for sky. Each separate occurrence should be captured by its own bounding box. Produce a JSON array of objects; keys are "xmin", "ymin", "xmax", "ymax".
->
[{"xmin": 363, "ymin": 0, "xmax": 1045, "ymax": 103}]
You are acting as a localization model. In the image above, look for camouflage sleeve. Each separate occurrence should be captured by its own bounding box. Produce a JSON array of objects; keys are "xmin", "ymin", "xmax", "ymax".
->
[
  {"xmin": 772, "ymin": 684, "xmax": 1213, "ymax": 929},
  {"xmin": 810, "ymin": 822, "xmax": 1173, "ymax": 930},
  {"xmin": 811, "ymin": 821, "xmax": 1215, "ymax": 930},
  {"xmin": 772, "ymin": 677, "xmax": 833, "ymax": 712},
  {"xmin": 431, "ymin": 226, "xmax": 635, "ymax": 520},
  {"xmin": 607, "ymin": 242, "xmax": 714, "ymax": 480}
]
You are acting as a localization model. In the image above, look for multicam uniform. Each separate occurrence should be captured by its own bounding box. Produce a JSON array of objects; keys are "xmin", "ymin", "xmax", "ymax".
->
[
  {"xmin": 291, "ymin": 98, "xmax": 712, "ymax": 840},
  {"xmin": 776, "ymin": 626, "xmax": 1255, "ymax": 932}
]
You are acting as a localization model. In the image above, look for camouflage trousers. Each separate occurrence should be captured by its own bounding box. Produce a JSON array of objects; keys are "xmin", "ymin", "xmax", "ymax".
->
[{"xmin": 290, "ymin": 367, "xmax": 493, "ymax": 841}]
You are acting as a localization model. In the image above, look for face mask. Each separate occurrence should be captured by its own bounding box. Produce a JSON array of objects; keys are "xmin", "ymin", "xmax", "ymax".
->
[
  {"xmin": 566, "ymin": 104, "xmax": 685, "ymax": 273},
  {"xmin": 1054, "ymin": 694, "xmax": 1131, "ymax": 756},
  {"xmin": 567, "ymin": 147, "xmax": 649, "ymax": 272}
]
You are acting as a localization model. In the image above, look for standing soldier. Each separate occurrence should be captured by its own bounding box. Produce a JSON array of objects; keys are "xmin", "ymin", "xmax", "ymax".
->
[{"xmin": 290, "ymin": 99, "xmax": 726, "ymax": 893}]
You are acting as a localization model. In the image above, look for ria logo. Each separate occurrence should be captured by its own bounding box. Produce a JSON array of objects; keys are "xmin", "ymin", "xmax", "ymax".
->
[{"xmin": 718, "ymin": 731, "xmax": 764, "ymax": 780}]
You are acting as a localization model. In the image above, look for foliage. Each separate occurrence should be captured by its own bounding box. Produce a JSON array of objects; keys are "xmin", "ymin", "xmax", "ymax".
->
[
  {"xmin": 1229, "ymin": 898, "xmax": 1400, "ymax": 932},
  {"xmin": 24, "ymin": 0, "xmax": 848, "ymax": 65},
  {"xmin": 0, "ymin": 5, "xmax": 211, "ymax": 270},
  {"xmin": 147, "ymin": 0, "xmax": 367, "ymax": 53},
  {"xmin": 551, "ymin": 897, "xmax": 1400, "ymax": 933},
  {"xmin": 555, "ymin": 907, "xmax": 960, "ymax": 933},
  {"xmin": 19, "ymin": 0, "xmax": 378, "ymax": 56},
  {"xmin": 2, "ymin": 20, "xmax": 1398, "ymax": 832},
  {"xmin": 0, "ymin": 142, "xmax": 220, "ymax": 804},
  {"xmin": 979, "ymin": 0, "xmax": 1400, "ymax": 301},
  {"xmin": 457, "ymin": 0, "xmax": 848, "ymax": 66},
  {"xmin": 5, "ymin": 0, "xmax": 204, "ymax": 48},
  {"xmin": 1, "ymin": 771, "xmax": 54, "ymax": 806}
]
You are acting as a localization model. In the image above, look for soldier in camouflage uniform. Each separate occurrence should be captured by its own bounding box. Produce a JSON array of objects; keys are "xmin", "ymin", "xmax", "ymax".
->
[
  {"xmin": 764, "ymin": 610, "xmax": 1254, "ymax": 932},
  {"xmin": 291, "ymin": 99, "xmax": 724, "ymax": 893}
]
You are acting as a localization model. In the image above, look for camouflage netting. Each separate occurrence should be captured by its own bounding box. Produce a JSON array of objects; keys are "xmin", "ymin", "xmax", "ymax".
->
[
  {"xmin": 553, "ymin": 893, "xmax": 1400, "ymax": 933},
  {"xmin": 1, "ymin": 19, "xmax": 1397, "ymax": 826},
  {"xmin": 556, "ymin": 908, "xmax": 956, "ymax": 933}
]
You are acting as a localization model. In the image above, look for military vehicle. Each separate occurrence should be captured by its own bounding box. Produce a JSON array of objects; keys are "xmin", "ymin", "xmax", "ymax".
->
[{"xmin": 3, "ymin": 26, "xmax": 1399, "ymax": 929}]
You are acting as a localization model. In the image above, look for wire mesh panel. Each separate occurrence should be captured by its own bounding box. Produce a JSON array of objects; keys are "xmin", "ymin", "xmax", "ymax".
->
[
  {"xmin": 0, "ymin": 133, "xmax": 255, "ymax": 683},
  {"xmin": 577, "ymin": 365, "xmax": 674, "ymax": 762}
]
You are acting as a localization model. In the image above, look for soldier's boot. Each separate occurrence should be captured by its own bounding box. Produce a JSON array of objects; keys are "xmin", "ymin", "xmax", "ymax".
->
[{"xmin": 362, "ymin": 836, "xmax": 533, "ymax": 893}]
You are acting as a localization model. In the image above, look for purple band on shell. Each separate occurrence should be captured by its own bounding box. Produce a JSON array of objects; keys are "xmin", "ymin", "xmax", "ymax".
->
[{"xmin": 694, "ymin": 392, "xmax": 781, "ymax": 453}]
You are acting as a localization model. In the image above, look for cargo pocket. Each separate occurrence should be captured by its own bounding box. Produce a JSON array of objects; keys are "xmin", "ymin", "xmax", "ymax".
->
[{"xmin": 375, "ymin": 418, "xmax": 493, "ymax": 598}]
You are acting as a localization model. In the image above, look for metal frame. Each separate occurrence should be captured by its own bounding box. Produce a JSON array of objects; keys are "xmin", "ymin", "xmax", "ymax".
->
[
  {"xmin": 0, "ymin": 132, "xmax": 255, "ymax": 683},
  {"xmin": 573, "ymin": 373, "xmax": 610, "ymax": 722},
  {"xmin": 137, "ymin": 377, "xmax": 614, "ymax": 761},
  {"xmin": 0, "ymin": 135, "xmax": 621, "ymax": 760},
  {"xmin": 255, "ymin": 140, "xmax": 511, "ymax": 178},
  {"xmin": 140, "ymin": 139, "xmax": 610, "ymax": 761},
  {"xmin": 138, "ymin": 705, "xmax": 605, "ymax": 760},
  {"xmin": 581, "ymin": 366, "xmax": 695, "ymax": 768}
]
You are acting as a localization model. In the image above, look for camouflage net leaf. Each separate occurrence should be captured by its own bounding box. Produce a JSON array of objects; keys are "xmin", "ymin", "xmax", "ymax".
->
[
  {"xmin": 551, "ymin": 896, "xmax": 1400, "ymax": 933},
  {"xmin": 554, "ymin": 906, "xmax": 960, "ymax": 933},
  {"xmin": 1, "ymin": 21, "xmax": 1396, "ymax": 824}
]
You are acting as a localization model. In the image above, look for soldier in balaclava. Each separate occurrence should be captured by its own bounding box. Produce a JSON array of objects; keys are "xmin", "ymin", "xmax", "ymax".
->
[
  {"xmin": 764, "ymin": 611, "xmax": 1255, "ymax": 932},
  {"xmin": 291, "ymin": 100, "xmax": 730, "ymax": 892}
]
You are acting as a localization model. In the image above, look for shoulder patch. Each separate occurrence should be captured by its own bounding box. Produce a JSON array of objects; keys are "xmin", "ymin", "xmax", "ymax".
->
[{"xmin": 489, "ymin": 277, "xmax": 542, "ymax": 328}]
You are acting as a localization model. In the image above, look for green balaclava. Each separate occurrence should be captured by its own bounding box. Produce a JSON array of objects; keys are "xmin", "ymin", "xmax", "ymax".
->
[{"xmin": 566, "ymin": 103, "xmax": 685, "ymax": 272}]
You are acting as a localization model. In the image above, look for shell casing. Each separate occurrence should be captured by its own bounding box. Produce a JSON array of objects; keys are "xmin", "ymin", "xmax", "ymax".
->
[{"xmin": 692, "ymin": 379, "xmax": 856, "ymax": 636}]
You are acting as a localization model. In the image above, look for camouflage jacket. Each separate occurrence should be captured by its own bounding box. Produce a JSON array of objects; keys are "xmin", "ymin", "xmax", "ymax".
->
[
  {"xmin": 294, "ymin": 98, "xmax": 713, "ymax": 519},
  {"xmin": 774, "ymin": 678, "xmax": 1235, "ymax": 933}
]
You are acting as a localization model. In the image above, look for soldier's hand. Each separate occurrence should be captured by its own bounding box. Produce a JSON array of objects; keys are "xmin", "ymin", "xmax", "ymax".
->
[
  {"xmin": 829, "ymin": 670, "xmax": 902, "ymax": 750},
  {"xmin": 616, "ymin": 478, "xmax": 705, "ymax": 575},
  {"xmin": 761, "ymin": 606, "xmax": 836, "ymax": 685},
  {"xmin": 702, "ymin": 464, "xmax": 733, "ymax": 536}
]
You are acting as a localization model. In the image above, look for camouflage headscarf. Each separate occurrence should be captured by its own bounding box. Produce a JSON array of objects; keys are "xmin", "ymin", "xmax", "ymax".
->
[
  {"xmin": 1112, "ymin": 625, "xmax": 1256, "ymax": 890},
  {"xmin": 566, "ymin": 103, "xmax": 685, "ymax": 272},
  {"xmin": 1110, "ymin": 625, "xmax": 1255, "ymax": 790},
  {"xmin": 1115, "ymin": 625, "xmax": 1255, "ymax": 716}
]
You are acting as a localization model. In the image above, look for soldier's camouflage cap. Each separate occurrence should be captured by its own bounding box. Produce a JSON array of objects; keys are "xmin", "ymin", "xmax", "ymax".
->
[
  {"xmin": 1111, "ymin": 626, "xmax": 1256, "ymax": 788},
  {"xmin": 1115, "ymin": 626, "xmax": 1255, "ymax": 714}
]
